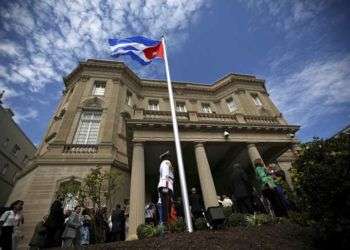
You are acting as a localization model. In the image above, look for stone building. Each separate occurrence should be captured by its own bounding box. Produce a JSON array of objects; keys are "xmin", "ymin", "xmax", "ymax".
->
[
  {"xmin": 8, "ymin": 59, "xmax": 299, "ymax": 243},
  {"xmin": 0, "ymin": 97, "xmax": 36, "ymax": 206}
]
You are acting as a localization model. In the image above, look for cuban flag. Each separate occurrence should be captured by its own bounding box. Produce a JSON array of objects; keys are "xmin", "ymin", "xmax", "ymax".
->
[{"xmin": 108, "ymin": 36, "xmax": 164, "ymax": 65}]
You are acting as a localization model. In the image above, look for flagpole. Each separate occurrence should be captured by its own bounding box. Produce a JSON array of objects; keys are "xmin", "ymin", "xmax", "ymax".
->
[{"xmin": 161, "ymin": 36, "xmax": 193, "ymax": 233}]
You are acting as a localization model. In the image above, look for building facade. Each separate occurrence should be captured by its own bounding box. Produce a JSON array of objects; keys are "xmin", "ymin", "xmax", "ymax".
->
[
  {"xmin": 8, "ymin": 59, "xmax": 299, "ymax": 243},
  {"xmin": 0, "ymin": 99, "xmax": 36, "ymax": 206}
]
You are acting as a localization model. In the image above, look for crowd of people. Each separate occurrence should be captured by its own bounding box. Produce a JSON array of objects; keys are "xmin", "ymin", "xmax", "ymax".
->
[
  {"xmin": 0, "ymin": 197, "xmax": 130, "ymax": 249},
  {"xmin": 0, "ymin": 158, "xmax": 295, "ymax": 249},
  {"xmin": 28, "ymin": 198, "xmax": 130, "ymax": 249}
]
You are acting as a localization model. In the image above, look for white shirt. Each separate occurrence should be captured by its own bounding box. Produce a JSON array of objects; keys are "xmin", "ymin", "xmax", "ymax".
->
[
  {"xmin": 0, "ymin": 210, "xmax": 22, "ymax": 227},
  {"xmin": 157, "ymin": 160, "xmax": 174, "ymax": 192},
  {"xmin": 222, "ymin": 198, "xmax": 233, "ymax": 208}
]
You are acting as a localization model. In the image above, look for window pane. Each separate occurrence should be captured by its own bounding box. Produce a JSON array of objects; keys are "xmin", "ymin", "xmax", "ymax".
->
[
  {"xmin": 176, "ymin": 103, "xmax": 187, "ymax": 112},
  {"xmin": 93, "ymin": 82, "xmax": 106, "ymax": 96},
  {"xmin": 202, "ymin": 104, "xmax": 212, "ymax": 113},
  {"xmin": 73, "ymin": 111, "xmax": 102, "ymax": 144},
  {"xmin": 227, "ymin": 98, "xmax": 237, "ymax": 112}
]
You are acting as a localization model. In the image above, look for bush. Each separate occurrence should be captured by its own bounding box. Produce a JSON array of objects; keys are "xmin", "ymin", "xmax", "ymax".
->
[
  {"xmin": 137, "ymin": 224, "xmax": 162, "ymax": 239},
  {"xmin": 288, "ymin": 211, "xmax": 310, "ymax": 227},
  {"xmin": 222, "ymin": 206, "xmax": 233, "ymax": 218},
  {"xmin": 245, "ymin": 213, "xmax": 274, "ymax": 226},
  {"xmin": 226, "ymin": 213, "xmax": 247, "ymax": 228},
  {"xmin": 194, "ymin": 217, "xmax": 208, "ymax": 230},
  {"xmin": 168, "ymin": 217, "xmax": 186, "ymax": 233},
  {"xmin": 291, "ymin": 135, "xmax": 350, "ymax": 247}
]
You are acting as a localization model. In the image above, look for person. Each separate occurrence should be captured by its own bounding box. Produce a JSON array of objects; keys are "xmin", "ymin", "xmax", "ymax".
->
[
  {"xmin": 110, "ymin": 204, "xmax": 124, "ymax": 242},
  {"xmin": 0, "ymin": 200, "xmax": 24, "ymax": 250},
  {"xmin": 157, "ymin": 150, "xmax": 175, "ymax": 225},
  {"xmin": 61, "ymin": 206, "xmax": 82, "ymax": 248},
  {"xmin": 45, "ymin": 197, "xmax": 65, "ymax": 248},
  {"xmin": 254, "ymin": 159, "xmax": 288, "ymax": 217},
  {"xmin": 80, "ymin": 208, "xmax": 92, "ymax": 246},
  {"xmin": 94, "ymin": 207, "xmax": 109, "ymax": 243},
  {"xmin": 145, "ymin": 202, "xmax": 156, "ymax": 226},
  {"xmin": 221, "ymin": 195, "xmax": 233, "ymax": 208},
  {"xmin": 189, "ymin": 187, "xmax": 203, "ymax": 220},
  {"xmin": 231, "ymin": 163, "xmax": 254, "ymax": 214},
  {"xmin": 174, "ymin": 197, "xmax": 184, "ymax": 218},
  {"xmin": 29, "ymin": 215, "xmax": 48, "ymax": 250},
  {"xmin": 217, "ymin": 195, "xmax": 223, "ymax": 206}
]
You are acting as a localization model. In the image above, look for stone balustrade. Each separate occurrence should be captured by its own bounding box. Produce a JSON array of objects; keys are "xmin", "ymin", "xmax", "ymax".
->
[
  {"xmin": 244, "ymin": 115, "xmax": 279, "ymax": 124},
  {"xmin": 197, "ymin": 112, "xmax": 238, "ymax": 122},
  {"xmin": 143, "ymin": 110, "xmax": 189, "ymax": 120},
  {"xmin": 62, "ymin": 144, "xmax": 98, "ymax": 154},
  {"xmin": 134, "ymin": 109, "xmax": 282, "ymax": 125}
]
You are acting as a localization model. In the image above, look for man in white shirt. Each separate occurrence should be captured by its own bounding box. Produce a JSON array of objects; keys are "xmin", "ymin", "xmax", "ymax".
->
[
  {"xmin": 221, "ymin": 195, "xmax": 233, "ymax": 208},
  {"xmin": 157, "ymin": 150, "xmax": 174, "ymax": 224}
]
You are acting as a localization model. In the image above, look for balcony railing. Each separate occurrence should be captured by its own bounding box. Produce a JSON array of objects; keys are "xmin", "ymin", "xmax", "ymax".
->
[
  {"xmin": 197, "ymin": 113, "xmax": 238, "ymax": 122},
  {"xmin": 243, "ymin": 115, "xmax": 279, "ymax": 124},
  {"xmin": 62, "ymin": 144, "xmax": 98, "ymax": 154},
  {"xmin": 143, "ymin": 110, "xmax": 189, "ymax": 120},
  {"xmin": 134, "ymin": 109, "xmax": 281, "ymax": 126}
]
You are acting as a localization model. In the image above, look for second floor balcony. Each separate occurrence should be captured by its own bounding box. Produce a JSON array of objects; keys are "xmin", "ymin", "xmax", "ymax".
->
[{"xmin": 129, "ymin": 108, "xmax": 299, "ymax": 134}]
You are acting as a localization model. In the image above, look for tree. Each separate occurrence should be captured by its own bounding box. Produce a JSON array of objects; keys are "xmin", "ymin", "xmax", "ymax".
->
[
  {"xmin": 291, "ymin": 134, "xmax": 350, "ymax": 248},
  {"xmin": 79, "ymin": 167, "xmax": 122, "ymax": 209}
]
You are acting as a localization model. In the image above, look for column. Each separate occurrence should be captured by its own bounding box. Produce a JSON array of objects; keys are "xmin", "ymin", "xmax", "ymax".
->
[
  {"xmin": 127, "ymin": 142, "xmax": 145, "ymax": 240},
  {"xmin": 278, "ymin": 161, "xmax": 294, "ymax": 190},
  {"xmin": 247, "ymin": 143, "xmax": 265, "ymax": 167},
  {"xmin": 194, "ymin": 143, "xmax": 219, "ymax": 209}
]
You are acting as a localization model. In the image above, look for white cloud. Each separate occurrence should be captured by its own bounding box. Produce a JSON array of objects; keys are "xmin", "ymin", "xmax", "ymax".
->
[
  {"xmin": 268, "ymin": 54, "xmax": 350, "ymax": 128},
  {"xmin": 240, "ymin": 0, "xmax": 339, "ymax": 31},
  {"xmin": 0, "ymin": 0, "xmax": 209, "ymax": 93},
  {"xmin": 13, "ymin": 108, "xmax": 39, "ymax": 124}
]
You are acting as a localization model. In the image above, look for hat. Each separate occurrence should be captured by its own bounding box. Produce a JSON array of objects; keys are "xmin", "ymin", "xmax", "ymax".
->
[{"xmin": 159, "ymin": 150, "xmax": 170, "ymax": 160}]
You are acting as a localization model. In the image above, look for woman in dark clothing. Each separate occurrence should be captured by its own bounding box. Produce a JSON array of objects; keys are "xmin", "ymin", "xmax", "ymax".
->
[
  {"xmin": 44, "ymin": 198, "xmax": 65, "ymax": 247},
  {"xmin": 29, "ymin": 216, "xmax": 48, "ymax": 250}
]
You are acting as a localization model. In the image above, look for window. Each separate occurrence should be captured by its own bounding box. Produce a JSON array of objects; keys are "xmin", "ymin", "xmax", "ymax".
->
[
  {"xmin": 11, "ymin": 144, "xmax": 20, "ymax": 156},
  {"xmin": 201, "ymin": 103, "xmax": 212, "ymax": 113},
  {"xmin": 176, "ymin": 102, "xmax": 187, "ymax": 112},
  {"xmin": 226, "ymin": 97, "xmax": 237, "ymax": 112},
  {"xmin": 92, "ymin": 82, "xmax": 106, "ymax": 96},
  {"xmin": 148, "ymin": 100, "xmax": 159, "ymax": 111},
  {"xmin": 1, "ymin": 163, "xmax": 9, "ymax": 175},
  {"xmin": 251, "ymin": 94, "xmax": 263, "ymax": 106},
  {"xmin": 73, "ymin": 111, "xmax": 102, "ymax": 144},
  {"xmin": 126, "ymin": 91, "xmax": 132, "ymax": 106}
]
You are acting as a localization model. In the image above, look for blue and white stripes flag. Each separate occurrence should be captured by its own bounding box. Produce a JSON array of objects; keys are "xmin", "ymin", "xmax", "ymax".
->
[{"xmin": 108, "ymin": 36, "xmax": 164, "ymax": 65}]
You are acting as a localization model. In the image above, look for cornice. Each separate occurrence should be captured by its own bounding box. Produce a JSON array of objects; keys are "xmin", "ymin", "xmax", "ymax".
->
[{"xmin": 63, "ymin": 59, "xmax": 267, "ymax": 96}]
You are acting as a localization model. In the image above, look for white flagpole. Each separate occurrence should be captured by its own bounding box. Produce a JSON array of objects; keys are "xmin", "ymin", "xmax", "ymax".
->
[{"xmin": 161, "ymin": 36, "xmax": 193, "ymax": 233}]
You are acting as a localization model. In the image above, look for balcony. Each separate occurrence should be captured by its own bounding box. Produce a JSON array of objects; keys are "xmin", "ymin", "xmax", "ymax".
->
[
  {"xmin": 143, "ymin": 110, "xmax": 189, "ymax": 120},
  {"xmin": 243, "ymin": 115, "xmax": 279, "ymax": 125},
  {"xmin": 133, "ymin": 109, "xmax": 282, "ymax": 126},
  {"xmin": 62, "ymin": 144, "xmax": 98, "ymax": 154}
]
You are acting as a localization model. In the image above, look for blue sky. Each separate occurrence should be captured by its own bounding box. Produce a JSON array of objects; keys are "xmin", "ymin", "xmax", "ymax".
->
[{"xmin": 0, "ymin": 0, "xmax": 349, "ymax": 145}]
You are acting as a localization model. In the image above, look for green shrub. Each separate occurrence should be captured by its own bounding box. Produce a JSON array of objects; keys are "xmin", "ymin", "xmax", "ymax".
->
[
  {"xmin": 288, "ymin": 211, "xmax": 310, "ymax": 226},
  {"xmin": 136, "ymin": 224, "xmax": 161, "ymax": 239},
  {"xmin": 194, "ymin": 217, "xmax": 208, "ymax": 230},
  {"xmin": 168, "ymin": 217, "xmax": 186, "ymax": 233},
  {"xmin": 291, "ymin": 135, "xmax": 350, "ymax": 247},
  {"xmin": 222, "ymin": 206, "xmax": 233, "ymax": 218},
  {"xmin": 246, "ymin": 213, "xmax": 274, "ymax": 226},
  {"xmin": 226, "ymin": 213, "xmax": 247, "ymax": 228}
]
